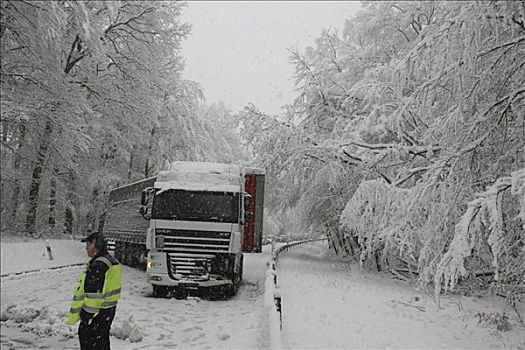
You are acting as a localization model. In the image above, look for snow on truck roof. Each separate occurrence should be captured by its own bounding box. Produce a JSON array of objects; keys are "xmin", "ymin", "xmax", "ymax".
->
[
  {"xmin": 108, "ymin": 163, "xmax": 264, "ymax": 196},
  {"xmin": 155, "ymin": 181, "xmax": 241, "ymax": 193},
  {"xmin": 156, "ymin": 162, "xmax": 244, "ymax": 193},
  {"xmin": 167, "ymin": 161, "xmax": 242, "ymax": 175}
]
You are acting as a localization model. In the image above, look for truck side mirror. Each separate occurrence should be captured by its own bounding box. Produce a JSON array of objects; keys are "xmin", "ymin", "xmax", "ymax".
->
[
  {"xmin": 139, "ymin": 206, "xmax": 151, "ymax": 220},
  {"xmin": 244, "ymin": 195, "xmax": 252, "ymax": 210},
  {"xmin": 244, "ymin": 211, "xmax": 253, "ymax": 221},
  {"xmin": 140, "ymin": 190, "xmax": 148, "ymax": 206},
  {"xmin": 140, "ymin": 187, "xmax": 154, "ymax": 219}
]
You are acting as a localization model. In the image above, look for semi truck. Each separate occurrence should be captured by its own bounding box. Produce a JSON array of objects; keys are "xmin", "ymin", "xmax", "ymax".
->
[{"xmin": 102, "ymin": 162, "xmax": 265, "ymax": 297}]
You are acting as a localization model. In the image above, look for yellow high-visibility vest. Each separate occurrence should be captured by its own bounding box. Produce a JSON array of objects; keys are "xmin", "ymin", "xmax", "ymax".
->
[{"xmin": 67, "ymin": 256, "xmax": 122, "ymax": 325}]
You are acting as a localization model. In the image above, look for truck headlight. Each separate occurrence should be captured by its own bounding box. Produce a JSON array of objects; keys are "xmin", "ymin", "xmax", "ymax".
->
[{"xmin": 147, "ymin": 260, "xmax": 155, "ymax": 270}]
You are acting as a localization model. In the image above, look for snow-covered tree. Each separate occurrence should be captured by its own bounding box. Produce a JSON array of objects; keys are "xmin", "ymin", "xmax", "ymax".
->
[
  {"xmin": 240, "ymin": 1, "xmax": 524, "ymax": 296},
  {"xmin": 1, "ymin": 1, "xmax": 243, "ymax": 237}
]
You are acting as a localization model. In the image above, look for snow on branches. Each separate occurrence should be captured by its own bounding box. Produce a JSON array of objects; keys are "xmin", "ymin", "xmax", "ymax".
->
[
  {"xmin": 339, "ymin": 179, "xmax": 418, "ymax": 271},
  {"xmin": 339, "ymin": 169, "xmax": 524, "ymax": 297},
  {"xmin": 434, "ymin": 169, "xmax": 525, "ymax": 295}
]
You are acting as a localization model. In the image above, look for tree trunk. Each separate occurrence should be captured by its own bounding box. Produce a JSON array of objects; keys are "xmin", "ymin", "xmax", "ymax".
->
[
  {"xmin": 97, "ymin": 186, "xmax": 110, "ymax": 233},
  {"xmin": 144, "ymin": 126, "xmax": 156, "ymax": 177},
  {"xmin": 64, "ymin": 206, "xmax": 73, "ymax": 236},
  {"xmin": 86, "ymin": 183, "xmax": 99, "ymax": 231},
  {"xmin": 10, "ymin": 124, "xmax": 26, "ymax": 226},
  {"xmin": 9, "ymin": 186, "xmax": 20, "ymax": 225},
  {"xmin": 64, "ymin": 172, "xmax": 76, "ymax": 236},
  {"xmin": 128, "ymin": 147, "xmax": 135, "ymax": 180},
  {"xmin": 25, "ymin": 119, "xmax": 53, "ymax": 236},
  {"xmin": 48, "ymin": 165, "xmax": 58, "ymax": 228},
  {"xmin": 97, "ymin": 211, "xmax": 106, "ymax": 233}
]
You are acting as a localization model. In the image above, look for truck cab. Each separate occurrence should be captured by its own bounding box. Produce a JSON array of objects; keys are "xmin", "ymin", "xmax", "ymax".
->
[{"xmin": 143, "ymin": 162, "xmax": 264, "ymax": 297}]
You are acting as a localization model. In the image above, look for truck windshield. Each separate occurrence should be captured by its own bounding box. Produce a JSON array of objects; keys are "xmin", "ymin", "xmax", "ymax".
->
[{"xmin": 152, "ymin": 189, "xmax": 239, "ymax": 223}]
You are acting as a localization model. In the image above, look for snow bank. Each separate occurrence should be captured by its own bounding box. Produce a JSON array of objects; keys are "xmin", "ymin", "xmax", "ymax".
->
[
  {"xmin": 0, "ymin": 304, "xmax": 75, "ymax": 339},
  {"xmin": 1, "ymin": 304, "xmax": 144, "ymax": 345},
  {"xmin": 111, "ymin": 315, "xmax": 144, "ymax": 343}
]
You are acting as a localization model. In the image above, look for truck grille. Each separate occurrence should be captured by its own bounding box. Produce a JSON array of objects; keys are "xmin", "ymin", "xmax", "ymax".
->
[
  {"xmin": 168, "ymin": 253, "xmax": 214, "ymax": 281},
  {"xmin": 158, "ymin": 229, "xmax": 231, "ymax": 254}
]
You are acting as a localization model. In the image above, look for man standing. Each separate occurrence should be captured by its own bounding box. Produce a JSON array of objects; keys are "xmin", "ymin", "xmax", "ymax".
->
[{"xmin": 68, "ymin": 232, "xmax": 122, "ymax": 350}]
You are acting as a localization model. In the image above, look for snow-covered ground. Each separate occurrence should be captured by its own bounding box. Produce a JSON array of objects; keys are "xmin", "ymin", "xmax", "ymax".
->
[
  {"xmin": 0, "ymin": 238, "xmax": 86, "ymax": 275},
  {"xmin": 1, "ymin": 239, "xmax": 269, "ymax": 349},
  {"xmin": 277, "ymin": 241, "xmax": 525, "ymax": 350},
  {"xmin": 1, "ymin": 238, "xmax": 524, "ymax": 349}
]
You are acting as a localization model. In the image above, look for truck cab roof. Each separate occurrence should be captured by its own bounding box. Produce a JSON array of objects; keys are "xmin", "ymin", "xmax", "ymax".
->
[{"xmin": 156, "ymin": 162, "xmax": 244, "ymax": 193}]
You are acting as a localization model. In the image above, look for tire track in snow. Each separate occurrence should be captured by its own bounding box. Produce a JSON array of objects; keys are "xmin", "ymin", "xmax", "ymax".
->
[{"xmin": 119, "ymin": 260, "xmax": 269, "ymax": 349}]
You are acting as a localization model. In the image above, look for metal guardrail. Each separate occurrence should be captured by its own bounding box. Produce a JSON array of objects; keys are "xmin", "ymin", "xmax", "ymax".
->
[
  {"xmin": 265, "ymin": 236, "xmax": 328, "ymax": 348},
  {"xmin": 273, "ymin": 237, "xmax": 328, "ymax": 262},
  {"xmin": 1, "ymin": 263, "xmax": 85, "ymax": 279}
]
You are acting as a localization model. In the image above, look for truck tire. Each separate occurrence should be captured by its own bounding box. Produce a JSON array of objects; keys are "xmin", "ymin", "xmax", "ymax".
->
[
  {"xmin": 137, "ymin": 247, "xmax": 147, "ymax": 270},
  {"xmin": 130, "ymin": 243, "xmax": 139, "ymax": 268},
  {"xmin": 153, "ymin": 285, "xmax": 170, "ymax": 298},
  {"xmin": 125, "ymin": 242, "xmax": 133, "ymax": 266},
  {"xmin": 122, "ymin": 242, "xmax": 129, "ymax": 266},
  {"xmin": 227, "ymin": 275, "xmax": 240, "ymax": 297},
  {"xmin": 115, "ymin": 241, "xmax": 123, "ymax": 262},
  {"xmin": 172, "ymin": 287, "xmax": 187, "ymax": 300},
  {"xmin": 227, "ymin": 267, "xmax": 241, "ymax": 297}
]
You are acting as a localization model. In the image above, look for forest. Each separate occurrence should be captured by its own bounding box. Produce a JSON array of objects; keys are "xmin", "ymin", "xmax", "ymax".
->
[
  {"xmin": 1, "ymin": 1, "xmax": 524, "ymax": 298},
  {"xmin": 237, "ymin": 1, "xmax": 524, "ymax": 298},
  {"xmin": 1, "ymin": 1, "xmax": 247, "ymax": 237}
]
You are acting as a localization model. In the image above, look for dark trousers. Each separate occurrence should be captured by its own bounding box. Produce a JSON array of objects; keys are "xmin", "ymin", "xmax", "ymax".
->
[{"xmin": 78, "ymin": 307, "xmax": 116, "ymax": 350}]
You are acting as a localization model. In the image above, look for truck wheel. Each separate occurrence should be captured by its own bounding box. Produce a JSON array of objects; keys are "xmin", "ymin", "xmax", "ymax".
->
[
  {"xmin": 172, "ymin": 288, "xmax": 187, "ymax": 300},
  {"xmin": 228, "ymin": 280, "xmax": 239, "ymax": 297},
  {"xmin": 153, "ymin": 285, "xmax": 170, "ymax": 298},
  {"xmin": 127, "ymin": 243, "xmax": 134, "ymax": 267},
  {"xmin": 115, "ymin": 241, "xmax": 123, "ymax": 262},
  {"xmin": 137, "ymin": 248, "xmax": 147, "ymax": 270},
  {"xmin": 130, "ymin": 243, "xmax": 139, "ymax": 268},
  {"xmin": 124, "ymin": 242, "xmax": 132, "ymax": 266},
  {"xmin": 227, "ymin": 271, "xmax": 241, "ymax": 297}
]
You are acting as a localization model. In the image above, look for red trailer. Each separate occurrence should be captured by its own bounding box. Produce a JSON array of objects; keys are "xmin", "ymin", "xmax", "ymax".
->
[{"xmin": 243, "ymin": 167, "xmax": 265, "ymax": 253}]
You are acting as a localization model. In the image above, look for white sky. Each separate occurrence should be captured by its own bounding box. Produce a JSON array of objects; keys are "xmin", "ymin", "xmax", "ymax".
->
[{"xmin": 181, "ymin": 1, "xmax": 363, "ymax": 116}]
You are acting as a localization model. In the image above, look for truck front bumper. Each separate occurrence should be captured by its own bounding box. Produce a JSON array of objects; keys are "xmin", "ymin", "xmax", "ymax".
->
[{"xmin": 147, "ymin": 273, "xmax": 233, "ymax": 288}]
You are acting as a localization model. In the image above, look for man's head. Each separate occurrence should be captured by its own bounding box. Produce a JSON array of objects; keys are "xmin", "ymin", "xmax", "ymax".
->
[{"xmin": 81, "ymin": 232, "xmax": 107, "ymax": 257}]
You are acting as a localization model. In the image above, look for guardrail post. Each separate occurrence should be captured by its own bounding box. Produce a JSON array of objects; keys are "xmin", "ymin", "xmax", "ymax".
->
[
  {"xmin": 274, "ymin": 288, "xmax": 282, "ymax": 330},
  {"xmin": 45, "ymin": 240, "xmax": 54, "ymax": 260}
]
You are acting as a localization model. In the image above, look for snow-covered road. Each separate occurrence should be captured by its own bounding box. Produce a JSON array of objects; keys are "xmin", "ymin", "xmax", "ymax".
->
[
  {"xmin": 278, "ymin": 242, "xmax": 525, "ymax": 350},
  {"xmin": 1, "ymin": 239, "xmax": 270, "ymax": 349},
  {"xmin": 1, "ymin": 239, "xmax": 524, "ymax": 349}
]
